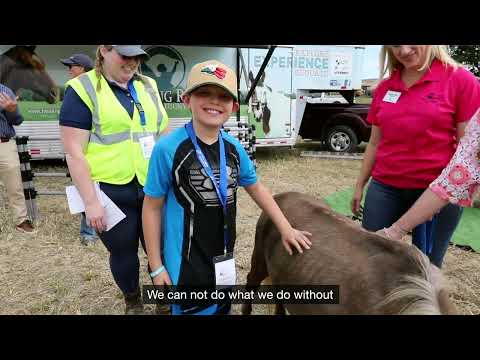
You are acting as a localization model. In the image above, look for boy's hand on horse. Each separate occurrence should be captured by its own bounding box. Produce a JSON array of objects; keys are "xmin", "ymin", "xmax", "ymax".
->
[{"xmin": 281, "ymin": 227, "xmax": 312, "ymax": 255}]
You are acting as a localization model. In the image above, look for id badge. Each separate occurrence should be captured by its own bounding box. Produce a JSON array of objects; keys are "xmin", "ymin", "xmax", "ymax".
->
[
  {"xmin": 213, "ymin": 252, "xmax": 236, "ymax": 287},
  {"xmin": 139, "ymin": 135, "xmax": 155, "ymax": 159},
  {"xmin": 383, "ymin": 90, "xmax": 401, "ymax": 103}
]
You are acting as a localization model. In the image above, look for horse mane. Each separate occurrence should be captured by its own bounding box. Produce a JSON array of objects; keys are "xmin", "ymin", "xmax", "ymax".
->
[{"xmin": 374, "ymin": 249, "xmax": 447, "ymax": 315}]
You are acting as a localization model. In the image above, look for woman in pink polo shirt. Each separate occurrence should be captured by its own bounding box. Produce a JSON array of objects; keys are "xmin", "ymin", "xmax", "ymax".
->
[
  {"xmin": 382, "ymin": 107, "xmax": 480, "ymax": 240},
  {"xmin": 351, "ymin": 45, "xmax": 480, "ymax": 268}
]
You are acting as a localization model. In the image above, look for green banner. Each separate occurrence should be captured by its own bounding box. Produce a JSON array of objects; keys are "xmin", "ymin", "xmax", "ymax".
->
[
  {"xmin": 17, "ymin": 101, "xmax": 62, "ymax": 122},
  {"xmin": 17, "ymin": 101, "xmax": 248, "ymax": 122}
]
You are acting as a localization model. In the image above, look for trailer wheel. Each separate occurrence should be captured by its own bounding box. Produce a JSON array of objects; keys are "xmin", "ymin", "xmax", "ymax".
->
[{"xmin": 326, "ymin": 125, "xmax": 358, "ymax": 153}]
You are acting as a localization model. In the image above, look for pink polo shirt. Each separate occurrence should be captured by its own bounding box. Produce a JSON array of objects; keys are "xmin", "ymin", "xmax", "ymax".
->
[{"xmin": 367, "ymin": 59, "xmax": 480, "ymax": 189}]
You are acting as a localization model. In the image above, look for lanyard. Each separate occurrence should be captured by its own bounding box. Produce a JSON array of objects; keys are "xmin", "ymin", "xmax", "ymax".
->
[
  {"xmin": 127, "ymin": 80, "xmax": 146, "ymax": 128},
  {"xmin": 185, "ymin": 121, "xmax": 229, "ymax": 253}
]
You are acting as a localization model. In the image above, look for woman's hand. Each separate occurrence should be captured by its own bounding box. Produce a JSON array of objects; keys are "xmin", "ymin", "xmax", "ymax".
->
[
  {"xmin": 376, "ymin": 224, "xmax": 408, "ymax": 242},
  {"xmin": 351, "ymin": 184, "xmax": 364, "ymax": 216},
  {"xmin": 85, "ymin": 199, "xmax": 107, "ymax": 233}
]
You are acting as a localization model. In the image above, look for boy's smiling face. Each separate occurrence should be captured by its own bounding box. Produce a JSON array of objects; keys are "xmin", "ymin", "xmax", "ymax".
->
[{"xmin": 182, "ymin": 85, "xmax": 239, "ymax": 129}]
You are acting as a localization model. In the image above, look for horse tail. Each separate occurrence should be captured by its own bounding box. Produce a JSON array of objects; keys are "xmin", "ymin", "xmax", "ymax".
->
[{"xmin": 374, "ymin": 249, "xmax": 448, "ymax": 315}]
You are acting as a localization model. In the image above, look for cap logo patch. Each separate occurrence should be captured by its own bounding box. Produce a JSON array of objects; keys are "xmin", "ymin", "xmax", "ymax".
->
[{"xmin": 201, "ymin": 65, "xmax": 227, "ymax": 80}]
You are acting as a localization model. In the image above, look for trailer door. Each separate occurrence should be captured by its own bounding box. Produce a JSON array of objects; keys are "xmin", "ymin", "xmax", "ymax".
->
[{"xmin": 240, "ymin": 47, "xmax": 294, "ymax": 147}]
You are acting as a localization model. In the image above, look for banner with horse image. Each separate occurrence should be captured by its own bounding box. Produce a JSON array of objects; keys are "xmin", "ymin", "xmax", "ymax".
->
[
  {"xmin": 2, "ymin": 45, "xmax": 250, "ymax": 159},
  {"xmin": 0, "ymin": 45, "xmax": 99, "ymax": 122},
  {"xmin": 1, "ymin": 45, "xmax": 249, "ymax": 123}
]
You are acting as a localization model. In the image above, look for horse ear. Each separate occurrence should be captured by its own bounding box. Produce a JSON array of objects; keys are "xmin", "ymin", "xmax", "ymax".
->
[{"xmin": 31, "ymin": 53, "xmax": 46, "ymax": 69}]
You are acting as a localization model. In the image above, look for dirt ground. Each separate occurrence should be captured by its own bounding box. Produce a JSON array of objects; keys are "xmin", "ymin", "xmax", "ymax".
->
[{"xmin": 1, "ymin": 146, "xmax": 479, "ymax": 315}]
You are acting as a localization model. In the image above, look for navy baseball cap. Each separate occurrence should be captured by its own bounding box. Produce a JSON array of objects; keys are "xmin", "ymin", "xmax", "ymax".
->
[
  {"xmin": 60, "ymin": 54, "xmax": 94, "ymax": 71},
  {"xmin": 111, "ymin": 45, "xmax": 149, "ymax": 59}
]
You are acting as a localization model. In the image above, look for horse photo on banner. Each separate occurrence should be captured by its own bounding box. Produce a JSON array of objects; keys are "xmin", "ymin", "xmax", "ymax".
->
[{"xmin": 0, "ymin": 45, "xmax": 58, "ymax": 104}]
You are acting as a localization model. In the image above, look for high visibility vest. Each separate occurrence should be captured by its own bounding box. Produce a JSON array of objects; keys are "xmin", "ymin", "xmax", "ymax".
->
[{"xmin": 67, "ymin": 70, "xmax": 169, "ymax": 185}]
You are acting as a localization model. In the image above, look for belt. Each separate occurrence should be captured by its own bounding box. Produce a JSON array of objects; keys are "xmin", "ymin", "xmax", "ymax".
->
[{"xmin": 0, "ymin": 137, "xmax": 10, "ymax": 143}]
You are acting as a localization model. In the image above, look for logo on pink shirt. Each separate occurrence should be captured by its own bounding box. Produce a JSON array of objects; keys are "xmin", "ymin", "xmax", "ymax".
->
[{"xmin": 424, "ymin": 92, "xmax": 441, "ymax": 104}]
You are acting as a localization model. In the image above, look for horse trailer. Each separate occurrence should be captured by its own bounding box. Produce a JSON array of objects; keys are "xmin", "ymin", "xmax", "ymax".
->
[
  {"xmin": 243, "ymin": 45, "xmax": 366, "ymax": 148},
  {"xmin": 0, "ymin": 45, "xmax": 365, "ymax": 159}
]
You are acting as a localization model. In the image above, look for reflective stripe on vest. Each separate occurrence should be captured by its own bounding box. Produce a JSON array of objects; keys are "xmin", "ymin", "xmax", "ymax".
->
[
  {"xmin": 138, "ymin": 74, "xmax": 165, "ymax": 135},
  {"xmin": 78, "ymin": 74, "xmax": 165, "ymax": 145},
  {"xmin": 89, "ymin": 130, "xmax": 160, "ymax": 145}
]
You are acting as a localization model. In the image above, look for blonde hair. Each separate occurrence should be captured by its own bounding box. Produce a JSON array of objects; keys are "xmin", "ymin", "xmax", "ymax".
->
[
  {"xmin": 94, "ymin": 45, "xmax": 145, "ymax": 91},
  {"xmin": 379, "ymin": 45, "xmax": 459, "ymax": 80},
  {"xmin": 374, "ymin": 248, "xmax": 455, "ymax": 315}
]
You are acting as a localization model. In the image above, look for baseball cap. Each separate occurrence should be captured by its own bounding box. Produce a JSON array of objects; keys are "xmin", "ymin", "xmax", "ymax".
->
[
  {"xmin": 60, "ymin": 54, "xmax": 94, "ymax": 71},
  {"xmin": 183, "ymin": 60, "xmax": 238, "ymax": 101},
  {"xmin": 111, "ymin": 45, "xmax": 149, "ymax": 59}
]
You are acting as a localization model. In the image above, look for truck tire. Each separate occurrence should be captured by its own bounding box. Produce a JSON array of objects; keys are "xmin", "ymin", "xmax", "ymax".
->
[{"xmin": 325, "ymin": 125, "xmax": 358, "ymax": 153}]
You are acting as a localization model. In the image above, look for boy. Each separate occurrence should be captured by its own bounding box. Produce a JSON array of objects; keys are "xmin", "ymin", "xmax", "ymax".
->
[{"xmin": 142, "ymin": 60, "xmax": 312, "ymax": 315}]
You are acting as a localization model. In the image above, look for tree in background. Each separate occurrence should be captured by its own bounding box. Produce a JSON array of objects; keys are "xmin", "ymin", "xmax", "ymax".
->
[{"xmin": 449, "ymin": 45, "xmax": 480, "ymax": 76}]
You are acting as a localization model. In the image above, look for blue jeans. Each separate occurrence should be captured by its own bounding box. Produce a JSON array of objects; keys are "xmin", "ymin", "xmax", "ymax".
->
[
  {"xmin": 80, "ymin": 213, "xmax": 97, "ymax": 239},
  {"xmin": 362, "ymin": 179, "xmax": 463, "ymax": 268}
]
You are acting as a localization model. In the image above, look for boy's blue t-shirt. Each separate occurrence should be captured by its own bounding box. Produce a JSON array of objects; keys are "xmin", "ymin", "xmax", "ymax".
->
[{"xmin": 144, "ymin": 126, "xmax": 257, "ymax": 315}]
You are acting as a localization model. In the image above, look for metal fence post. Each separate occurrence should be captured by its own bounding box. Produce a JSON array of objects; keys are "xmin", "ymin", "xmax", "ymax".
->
[{"xmin": 15, "ymin": 136, "xmax": 39, "ymax": 222}]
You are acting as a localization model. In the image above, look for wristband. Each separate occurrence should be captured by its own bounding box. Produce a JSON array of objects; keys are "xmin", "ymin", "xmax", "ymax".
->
[{"xmin": 149, "ymin": 265, "xmax": 165, "ymax": 279}]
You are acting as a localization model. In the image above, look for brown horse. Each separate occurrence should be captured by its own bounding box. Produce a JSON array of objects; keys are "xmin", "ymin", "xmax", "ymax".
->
[
  {"xmin": 241, "ymin": 192, "xmax": 458, "ymax": 315},
  {"xmin": 0, "ymin": 46, "xmax": 58, "ymax": 103}
]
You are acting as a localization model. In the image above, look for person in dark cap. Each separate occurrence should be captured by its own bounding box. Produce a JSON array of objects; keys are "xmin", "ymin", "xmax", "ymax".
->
[
  {"xmin": 61, "ymin": 53, "xmax": 94, "ymax": 79},
  {"xmin": 61, "ymin": 53, "xmax": 97, "ymax": 245}
]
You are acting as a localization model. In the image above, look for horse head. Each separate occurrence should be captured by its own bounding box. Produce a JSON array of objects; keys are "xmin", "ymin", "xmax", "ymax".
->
[{"xmin": 0, "ymin": 46, "xmax": 58, "ymax": 104}]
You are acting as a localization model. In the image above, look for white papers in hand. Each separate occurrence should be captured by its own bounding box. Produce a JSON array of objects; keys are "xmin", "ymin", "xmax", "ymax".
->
[
  {"xmin": 65, "ymin": 183, "xmax": 125, "ymax": 231},
  {"xmin": 65, "ymin": 183, "xmax": 104, "ymax": 214},
  {"xmin": 99, "ymin": 192, "xmax": 126, "ymax": 231}
]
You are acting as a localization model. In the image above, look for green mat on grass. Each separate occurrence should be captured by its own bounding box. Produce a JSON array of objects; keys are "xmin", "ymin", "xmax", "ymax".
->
[{"xmin": 324, "ymin": 187, "xmax": 480, "ymax": 252}]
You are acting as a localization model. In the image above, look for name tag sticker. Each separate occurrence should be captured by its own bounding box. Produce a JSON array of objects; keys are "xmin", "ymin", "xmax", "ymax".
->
[
  {"xmin": 213, "ymin": 252, "xmax": 236, "ymax": 287},
  {"xmin": 383, "ymin": 90, "xmax": 402, "ymax": 103},
  {"xmin": 139, "ymin": 135, "xmax": 155, "ymax": 159}
]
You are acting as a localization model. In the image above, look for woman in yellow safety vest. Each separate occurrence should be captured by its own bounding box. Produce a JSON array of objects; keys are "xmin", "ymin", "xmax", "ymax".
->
[{"xmin": 59, "ymin": 45, "xmax": 169, "ymax": 314}]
